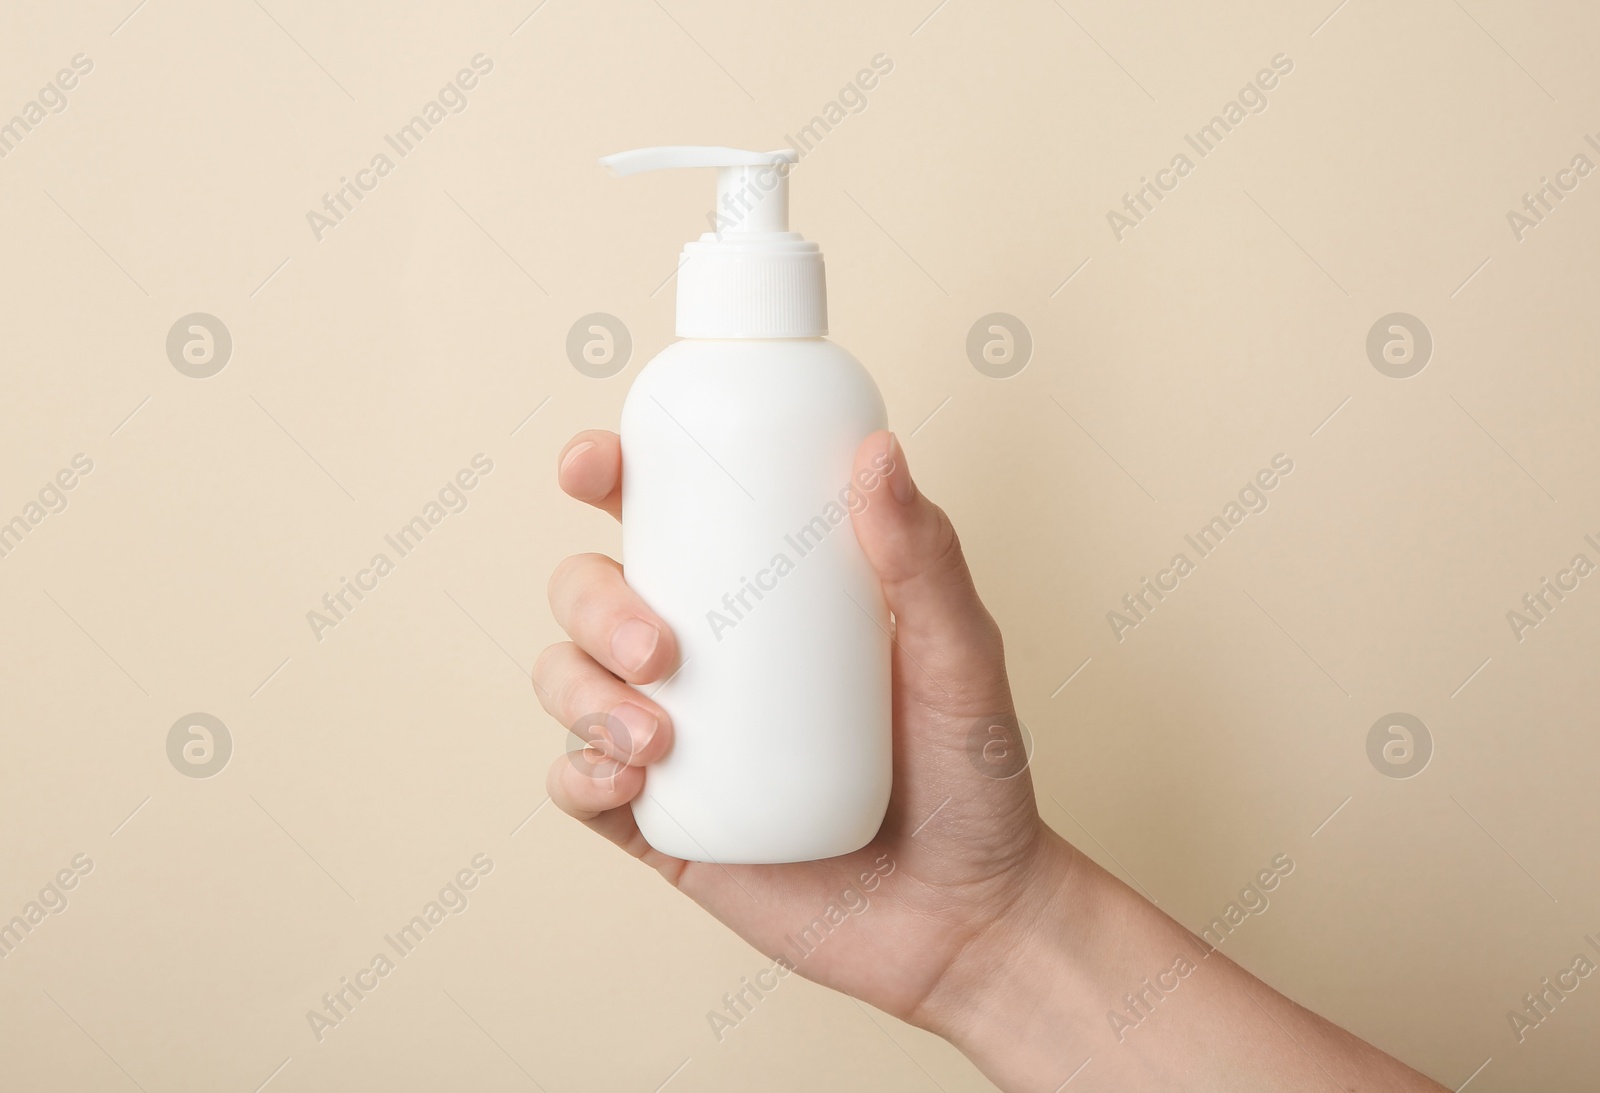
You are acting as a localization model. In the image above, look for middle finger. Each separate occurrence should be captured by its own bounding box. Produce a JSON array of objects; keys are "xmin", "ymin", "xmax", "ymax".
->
[{"xmin": 548, "ymin": 552, "xmax": 678, "ymax": 684}]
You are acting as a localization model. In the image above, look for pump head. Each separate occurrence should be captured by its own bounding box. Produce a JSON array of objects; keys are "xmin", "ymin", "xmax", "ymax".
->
[
  {"xmin": 600, "ymin": 145, "xmax": 826, "ymax": 339},
  {"xmin": 600, "ymin": 146, "xmax": 797, "ymax": 235}
]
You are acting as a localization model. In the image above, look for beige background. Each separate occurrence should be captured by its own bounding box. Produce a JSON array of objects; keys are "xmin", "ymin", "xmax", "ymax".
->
[{"xmin": 1, "ymin": 0, "xmax": 1597, "ymax": 1089}]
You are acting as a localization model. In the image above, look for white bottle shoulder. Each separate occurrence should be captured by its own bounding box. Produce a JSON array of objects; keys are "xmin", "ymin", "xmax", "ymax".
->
[{"xmin": 622, "ymin": 338, "xmax": 884, "ymax": 430}]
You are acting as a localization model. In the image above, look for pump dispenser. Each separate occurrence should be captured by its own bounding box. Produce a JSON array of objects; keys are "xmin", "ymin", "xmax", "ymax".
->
[
  {"xmin": 599, "ymin": 146, "xmax": 826, "ymax": 338},
  {"xmin": 602, "ymin": 145, "xmax": 891, "ymax": 864}
]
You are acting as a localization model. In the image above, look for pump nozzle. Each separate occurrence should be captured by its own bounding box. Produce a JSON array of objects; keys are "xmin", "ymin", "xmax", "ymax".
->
[
  {"xmin": 600, "ymin": 145, "xmax": 825, "ymax": 339},
  {"xmin": 600, "ymin": 146, "xmax": 797, "ymax": 234}
]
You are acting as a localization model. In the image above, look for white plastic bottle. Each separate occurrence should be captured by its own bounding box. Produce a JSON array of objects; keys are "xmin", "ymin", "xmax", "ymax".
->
[{"xmin": 601, "ymin": 146, "xmax": 891, "ymax": 864}]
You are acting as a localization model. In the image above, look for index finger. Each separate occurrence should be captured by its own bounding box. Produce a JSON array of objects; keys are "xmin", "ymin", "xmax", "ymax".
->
[{"xmin": 558, "ymin": 429, "xmax": 622, "ymax": 521}]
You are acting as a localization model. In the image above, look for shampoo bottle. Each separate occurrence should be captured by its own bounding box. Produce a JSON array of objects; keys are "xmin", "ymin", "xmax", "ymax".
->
[{"xmin": 600, "ymin": 146, "xmax": 891, "ymax": 864}]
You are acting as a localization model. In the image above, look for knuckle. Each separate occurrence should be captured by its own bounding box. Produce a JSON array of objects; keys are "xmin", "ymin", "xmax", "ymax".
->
[
  {"xmin": 924, "ymin": 507, "xmax": 966, "ymax": 578},
  {"xmin": 545, "ymin": 757, "xmax": 571, "ymax": 802},
  {"xmin": 531, "ymin": 643, "xmax": 568, "ymax": 704},
  {"xmin": 547, "ymin": 554, "xmax": 583, "ymax": 604},
  {"xmin": 550, "ymin": 552, "xmax": 619, "ymax": 614}
]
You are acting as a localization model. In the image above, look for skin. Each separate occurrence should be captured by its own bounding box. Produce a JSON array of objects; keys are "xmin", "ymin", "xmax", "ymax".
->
[{"xmin": 539, "ymin": 428, "xmax": 1450, "ymax": 1092}]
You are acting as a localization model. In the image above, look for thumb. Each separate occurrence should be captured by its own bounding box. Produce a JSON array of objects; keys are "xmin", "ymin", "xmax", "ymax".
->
[{"xmin": 849, "ymin": 431, "xmax": 1011, "ymax": 717}]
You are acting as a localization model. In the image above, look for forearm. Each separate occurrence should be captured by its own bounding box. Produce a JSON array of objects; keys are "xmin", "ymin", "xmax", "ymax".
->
[{"xmin": 920, "ymin": 831, "xmax": 1447, "ymax": 1093}]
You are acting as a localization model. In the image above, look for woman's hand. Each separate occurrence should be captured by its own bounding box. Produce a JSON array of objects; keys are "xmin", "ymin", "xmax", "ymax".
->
[{"xmin": 537, "ymin": 428, "xmax": 1072, "ymax": 1032}]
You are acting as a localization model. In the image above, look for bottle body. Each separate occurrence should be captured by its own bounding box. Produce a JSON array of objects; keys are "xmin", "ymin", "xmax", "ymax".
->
[{"xmin": 620, "ymin": 337, "xmax": 891, "ymax": 863}]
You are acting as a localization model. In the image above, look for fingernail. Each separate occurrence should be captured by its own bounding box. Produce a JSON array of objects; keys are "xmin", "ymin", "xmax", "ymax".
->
[
  {"xmin": 609, "ymin": 702, "xmax": 658, "ymax": 762},
  {"xmin": 888, "ymin": 433, "xmax": 915, "ymax": 504},
  {"xmin": 611, "ymin": 618, "xmax": 660, "ymax": 673},
  {"xmin": 559, "ymin": 441, "xmax": 596, "ymax": 478}
]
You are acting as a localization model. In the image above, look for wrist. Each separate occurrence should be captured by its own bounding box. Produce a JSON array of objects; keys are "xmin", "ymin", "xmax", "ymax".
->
[
  {"xmin": 909, "ymin": 824, "xmax": 1450, "ymax": 1093},
  {"xmin": 912, "ymin": 826, "xmax": 1105, "ymax": 1088}
]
